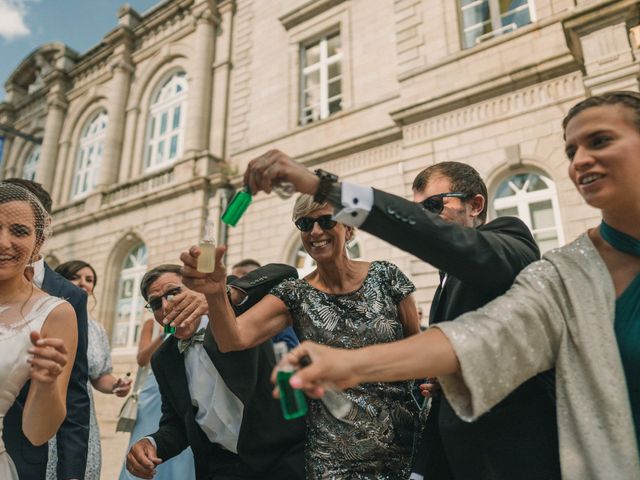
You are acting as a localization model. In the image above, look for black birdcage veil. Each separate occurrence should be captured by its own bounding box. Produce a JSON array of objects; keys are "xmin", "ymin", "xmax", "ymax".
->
[{"xmin": 0, "ymin": 182, "xmax": 52, "ymax": 337}]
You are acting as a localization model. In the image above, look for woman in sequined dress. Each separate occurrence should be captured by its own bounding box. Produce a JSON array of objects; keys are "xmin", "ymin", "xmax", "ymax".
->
[
  {"xmin": 46, "ymin": 260, "xmax": 132, "ymax": 480},
  {"xmin": 179, "ymin": 195, "xmax": 421, "ymax": 479},
  {"xmin": 284, "ymin": 92, "xmax": 640, "ymax": 480}
]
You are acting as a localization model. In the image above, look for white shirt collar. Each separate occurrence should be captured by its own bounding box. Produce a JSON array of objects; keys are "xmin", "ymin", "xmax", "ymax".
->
[{"xmin": 33, "ymin": 257, "xmax": 45, "ymax": 288}]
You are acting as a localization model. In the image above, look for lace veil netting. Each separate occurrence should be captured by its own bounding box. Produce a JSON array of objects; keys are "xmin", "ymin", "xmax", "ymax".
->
[{"xmin": 0, "ymin": 181, "xmax": 52, "ymax": 339}]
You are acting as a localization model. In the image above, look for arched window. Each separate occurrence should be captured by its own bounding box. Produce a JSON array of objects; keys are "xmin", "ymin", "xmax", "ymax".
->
[
  {"xmin": 112, "ymin": 244, "xmax": 148, "ymax": 350},
  {"xmin": 492, "ymin": 172, "xmax": 564, "ymax": 253},
  {"xmin": 291, "ymin": 241, "xmax": 362, "ymax": 277},
  {"xmin": 72, "ymin": 110, "xmax": 107, "ymax": 199},
  {"xmin": 144, "ymin": 71, "xmax": 187, "ymax": 171},
  {"xmin": 22, "ymin": 145, "xmax": 40, "ymax": 181}
]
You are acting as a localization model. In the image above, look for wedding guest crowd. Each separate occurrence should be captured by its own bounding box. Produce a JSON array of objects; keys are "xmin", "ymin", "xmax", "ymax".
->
[{"xmin": 1, "ymin": 91, "xmax": 638, "ymax": 480}]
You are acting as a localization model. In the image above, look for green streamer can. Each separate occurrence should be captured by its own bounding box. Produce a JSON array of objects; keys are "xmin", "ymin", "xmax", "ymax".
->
[{"xmin": 221, "ymin": 187, "xmax": 252, "ymax": 226}]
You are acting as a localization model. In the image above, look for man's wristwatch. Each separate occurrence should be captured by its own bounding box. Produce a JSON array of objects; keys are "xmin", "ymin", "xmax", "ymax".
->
[{"xmin": 313, "ymin": 169, "xmax": 339, "ymax": 204}]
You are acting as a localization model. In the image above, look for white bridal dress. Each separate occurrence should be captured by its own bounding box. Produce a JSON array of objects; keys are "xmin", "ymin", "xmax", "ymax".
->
[{"xmin": 0, "ymin": 295, "xmax": 64, "ymax": 480}]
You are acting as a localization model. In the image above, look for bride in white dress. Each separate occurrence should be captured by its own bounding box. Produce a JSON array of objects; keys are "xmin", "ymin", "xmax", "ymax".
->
[{"xmin": 0, "ymin": 182, "xmax": 77, "ymax": 479}]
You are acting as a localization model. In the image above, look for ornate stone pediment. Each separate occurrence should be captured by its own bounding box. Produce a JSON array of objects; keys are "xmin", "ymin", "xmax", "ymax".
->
[{"xmin": 4, "ymin": 43, "xmax": 78, "ymax": 103}]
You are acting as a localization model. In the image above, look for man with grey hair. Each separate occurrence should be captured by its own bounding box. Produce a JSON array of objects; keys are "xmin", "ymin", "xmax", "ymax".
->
[{"xmin": 127, "ymin": 263, "xmax": 304, "ymax": 480}]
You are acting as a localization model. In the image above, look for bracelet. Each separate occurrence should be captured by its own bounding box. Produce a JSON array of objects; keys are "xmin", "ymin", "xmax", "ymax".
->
[{"xmin": 313, "ymin": 169, "xmax": 339, "ymax": 204}]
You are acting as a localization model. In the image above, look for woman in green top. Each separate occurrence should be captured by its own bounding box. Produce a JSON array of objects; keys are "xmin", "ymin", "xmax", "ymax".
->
[{"xmin": 275, "ymin": 92, "xmax": 640, "ymax": 480}]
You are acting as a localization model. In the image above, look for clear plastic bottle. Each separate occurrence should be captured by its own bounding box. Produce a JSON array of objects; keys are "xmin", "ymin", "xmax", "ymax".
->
[
  {"xmin": 299, "ymin": 355, "xmax": 353, "ymax": 422},
  {"xmin": 197, "ymin": 218, "xmax": 216, "ymax": 273},
  {"xmin": 272, "ymin": 181, "xmax": 295, "ymax": 199}
]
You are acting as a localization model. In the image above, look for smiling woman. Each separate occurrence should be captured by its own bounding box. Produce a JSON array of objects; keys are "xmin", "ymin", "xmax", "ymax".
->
[
  {"xmin": 180, "ymin": 192, "xmax": 422, "ymax": 479},
  {"xmin": 0, "ymin": 182, "xmax": 78, "ymax": 480}
]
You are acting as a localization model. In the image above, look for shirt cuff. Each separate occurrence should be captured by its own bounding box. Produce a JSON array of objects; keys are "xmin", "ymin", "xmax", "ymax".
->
[
  {"xmin": 332, "ymin": 182, "xmax": 373, "ymax": 228},
  {"xmin": 144, "ymin": 436, "xmax": 157, "ymax": 449}
]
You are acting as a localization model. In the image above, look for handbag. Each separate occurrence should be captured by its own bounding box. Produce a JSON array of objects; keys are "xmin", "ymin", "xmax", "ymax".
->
[{"xmin": 116, "ymin": 365, "xmax": 150, "ymax": 433}]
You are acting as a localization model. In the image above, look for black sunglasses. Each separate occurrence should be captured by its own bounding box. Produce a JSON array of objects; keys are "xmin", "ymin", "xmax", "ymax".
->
[
  {"xmin": 420, "ymin": 192, "xmax": 470, "ymax": 214},
  {"xmin": 294, "ymin": 214, "xmax": 337, "ymax": 232},
  {"xmin": 145, "ymin": 286, "xmax": 182, "ymax": 311}
]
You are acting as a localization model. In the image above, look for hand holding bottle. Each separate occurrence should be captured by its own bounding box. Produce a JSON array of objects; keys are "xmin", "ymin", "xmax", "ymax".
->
[
  {"xmin": 179, "ymin": 243, "xmax": 228, "ymax": 296},
  {"xmin": 243, "ymin": 149, "xmax": 320, "ymax": 196}
]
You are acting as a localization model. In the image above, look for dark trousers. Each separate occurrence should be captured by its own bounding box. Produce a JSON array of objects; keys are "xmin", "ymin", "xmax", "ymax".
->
[{"xmin": 205, "ymin": 443, "xmax": 305, "ymax": 480}]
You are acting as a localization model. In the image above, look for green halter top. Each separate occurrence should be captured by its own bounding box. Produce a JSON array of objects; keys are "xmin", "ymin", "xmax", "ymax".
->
[{"xmin": 601, "ymin": 221, "xmax": 640, "ymax": 450}]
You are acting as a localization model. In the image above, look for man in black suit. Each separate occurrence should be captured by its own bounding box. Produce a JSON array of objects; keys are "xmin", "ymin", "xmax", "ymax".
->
[
  {"xmin": 126, "ymin": 264, "xmax": 305, "ymax": 480},
  {"xmin": 2, "ymin": 178, "xmax": 90, "ymax": 479},
  {"xmin": 241, "ymin": 151, "xmax": 560, "ymax": 480}
]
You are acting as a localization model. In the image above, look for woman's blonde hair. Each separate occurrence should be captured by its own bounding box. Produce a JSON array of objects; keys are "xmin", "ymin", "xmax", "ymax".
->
[{"xmin": 292, "ymin": 194, "xmax": 327, "ymax": 221}]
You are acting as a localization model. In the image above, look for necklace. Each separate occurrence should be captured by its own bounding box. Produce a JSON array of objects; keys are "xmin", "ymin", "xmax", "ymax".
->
[{"xmin": 599, "ymin": 221, "xmax": 640, "ymax": 258}]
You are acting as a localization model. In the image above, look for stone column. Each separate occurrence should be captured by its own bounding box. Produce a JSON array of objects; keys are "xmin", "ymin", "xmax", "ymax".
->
[
  {"xmin": 37, "ymin": 90, "xmax": 67, "ymax": 193},
  {"xmin": 1, "ymin": 136, "xmax": 15, "ymax": 179},
  {"xmin": 98, "ymin": 58, "xmax": 134, "ymax": 189},
  {"xmin": 210, "ymin": 0, "xmax": 234, "ymax": 160},
  {"xmin": 118, "ymin": 106, "xmax": 139, "ymax": 182},
  {"xmin": 183, "ymin": 9, "xmax": 216, "ymax": 156},
  {"xmin": 54, "ymin": 140, "xmax": 72, "ymax": 205}
]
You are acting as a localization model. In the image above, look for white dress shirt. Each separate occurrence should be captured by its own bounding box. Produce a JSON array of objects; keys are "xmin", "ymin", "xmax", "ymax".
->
[
  {"xmin": 32, "ymin": 257, "xmax": 45, "ymax": 288},
  {"xmin": 184, "ymin": 316, "xmax": 244, "ymax": 453},
  {"xmin": 148, "ymin": 316, "xmax": 244, "ymax": 454},
  {"xmin": 332, "ymin": 182, "xmax": 374, "ymax": 227}
]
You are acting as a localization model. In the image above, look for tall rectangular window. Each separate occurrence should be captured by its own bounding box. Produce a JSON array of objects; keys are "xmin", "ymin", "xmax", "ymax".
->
[
  {"xmin": 460, "ymin": 0, "xmax": 533, "ymax": 49},
  {"xmin": 300, "ymin": 32, "xmax": 343, "ymax": 125}
]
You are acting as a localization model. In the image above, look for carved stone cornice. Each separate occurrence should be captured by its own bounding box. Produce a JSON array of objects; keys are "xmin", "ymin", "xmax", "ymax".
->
[
  {"xmin": 192, "ymin": 9, "xmax": 219, "ymax": 27},
  {"xmin": 46, "ymin": 91, "xmax": 68, "ymax": 111},
  {"xmin": 396, "ymin": 72, "xmax": 583, "ymax": 145},
  {"xmin": 563, "ymin": 0, "xmax": 640, "ymax": 66},
  {"xmin": 109, "ymin": 59, "xmax": 135, "ymax": 75},
  {"xmin": 279, "ymin": 0, "xmax": 346, "ymax": 30}
]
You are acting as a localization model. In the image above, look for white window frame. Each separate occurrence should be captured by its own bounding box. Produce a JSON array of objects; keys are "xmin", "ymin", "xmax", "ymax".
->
[
  {"xmin": 299, "ymin": 31, "xmax": 343, "ymax": 126},
  {"xmin": 459, "ymin": 0, "xmax": 536, "ymax": 48},
  {"xmin": 492, "ymin": 172, "xmax": 564, "ymax": 252},
  {"xmin": 22, "ymin": 145, "xmax": 40, "ymax": 181},
  {"xmin": 111, "ymin": 244, "xmax": 148, "ymax": 352},
  {"xmin": 144, "ymin": 71, "xmax": 187, "ymax": 172},
  {"xmin": 72, "ymin": 110, "xmax": 107, "ymax": 199}
]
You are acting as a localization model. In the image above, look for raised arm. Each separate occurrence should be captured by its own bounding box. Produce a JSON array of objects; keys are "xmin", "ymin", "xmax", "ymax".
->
[
  {"xmin": 180, "ymin": 246, "xmax": 291, "ymax": 352},
  {"xmin": 287, "ymin": 260, "xmax": 565, "ymax": 418},
  {"xmin": 361, "ymin": 190, "xmax": 539, "ymax": 292},
  {"xmin": 23, "ymin": 301, "xmax": 77, "ymax": 446}
]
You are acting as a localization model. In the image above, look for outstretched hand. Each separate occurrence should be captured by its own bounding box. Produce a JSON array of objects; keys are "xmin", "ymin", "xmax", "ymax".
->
[
  {"xmin": 243, "ymin": 149, "xmax": 320, "ymax": 196},
  {"xmin": 27, "ymin": 331, "xmax": 68, "ymax": 384},
  {"xmin": 180, "ymin": 245, "xmax": 227, "ymax": 295},
  {"xmin": 271, "ymin": 341, "xmax": 362, "ymax": 399}
]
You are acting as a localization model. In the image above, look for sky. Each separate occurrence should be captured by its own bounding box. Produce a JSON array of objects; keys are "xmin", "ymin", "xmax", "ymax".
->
[{"xmin": 0, "ymin": 0, "xmax": 162, "ymax": 101}]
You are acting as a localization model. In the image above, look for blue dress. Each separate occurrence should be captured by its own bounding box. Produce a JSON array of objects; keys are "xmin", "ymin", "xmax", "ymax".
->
[{"xmin": 118, "ymin": 369, "xmax": 196, "ymax": 480}]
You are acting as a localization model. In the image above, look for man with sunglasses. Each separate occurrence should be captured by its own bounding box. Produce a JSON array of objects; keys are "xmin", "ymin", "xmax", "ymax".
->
[
  {"xmin": 242, "ymin": 150, "xmax": 559, "ymax": 480},
  {"xmin": 126, "ymin": 264, "xmax": 305, "ymax": 480}
]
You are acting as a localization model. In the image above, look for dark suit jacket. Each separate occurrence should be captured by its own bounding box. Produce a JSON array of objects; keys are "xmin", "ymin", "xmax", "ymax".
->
[
  {"xmin": 150, "ymin": 265, "xmax": 305, "ymax": 480},
  {"xmin": 360, "ymin": 189, "xmax": 560, "ymax": 480},
  {"xmin": 3, "ymin": 263, "xmax": 90, "ymax": 480}
]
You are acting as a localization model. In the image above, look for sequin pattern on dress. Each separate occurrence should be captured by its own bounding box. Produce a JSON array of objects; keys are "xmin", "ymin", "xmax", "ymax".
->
[{"xmin": 271, "ymin": 260, "xmax": 420, "ymax": 479}]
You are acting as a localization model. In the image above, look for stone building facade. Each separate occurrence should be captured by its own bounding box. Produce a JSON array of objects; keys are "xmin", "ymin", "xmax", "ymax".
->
[{"xmin": 1, "ymin": 0, "xmax": 639, "ymax": 476}]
